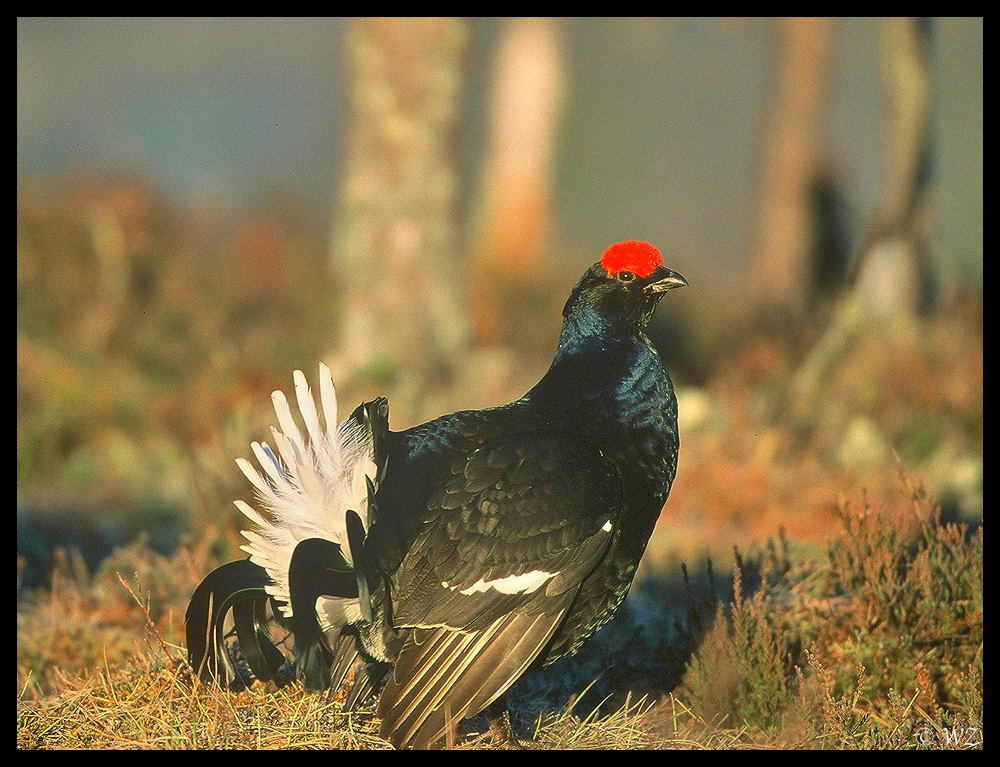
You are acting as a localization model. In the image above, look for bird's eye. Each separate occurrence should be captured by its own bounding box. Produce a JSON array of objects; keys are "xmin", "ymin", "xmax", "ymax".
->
[{"xmin": 617, "ymin": 271, "xmax": 636, "ymax": 283}]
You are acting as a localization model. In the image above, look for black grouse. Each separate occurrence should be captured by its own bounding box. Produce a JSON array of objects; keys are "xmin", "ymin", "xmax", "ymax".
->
[{"xmin": 186, "ymin": 240, "xmax": 687, "ymax": 748}]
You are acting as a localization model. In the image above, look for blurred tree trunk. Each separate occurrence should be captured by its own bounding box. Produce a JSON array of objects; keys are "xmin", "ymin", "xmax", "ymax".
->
[
  {"xmin": 470, "ymin": 17, "xmax": 565, "ymax": 345},
  {"xmin": 749, "ymin": 17, "xmax": 835, "ymax": 313},
  {"xmin": 789, "ymin": 18, "xmax": 936, "ymax": 414},
  {"xmin": 852, "ymin": 17, "xmax": 935, "ymax": 316},
  {"xmin": 330, "ymin": 18, "xmax": 469, "ymax": 377}
]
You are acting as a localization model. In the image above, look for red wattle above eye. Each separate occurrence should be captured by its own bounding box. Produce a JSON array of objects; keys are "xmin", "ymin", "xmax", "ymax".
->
[{"xmin": 601, "ymin": 241, "xmax": 663, "ymax": 279}]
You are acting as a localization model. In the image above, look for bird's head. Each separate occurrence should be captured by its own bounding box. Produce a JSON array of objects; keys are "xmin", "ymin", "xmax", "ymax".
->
[{"xmin": 563, "ymin": 241, "xmax": 687, "ymax": 333}]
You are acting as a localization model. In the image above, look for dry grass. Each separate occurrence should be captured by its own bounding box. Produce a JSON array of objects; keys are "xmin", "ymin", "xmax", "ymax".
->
[
  {"xmin": 17, "ymin": 472, "xmax": 982, "ymax": 750},
  {"xmin": 677, "ymin": 471, "xmax": 982, "ymax": 750},
  {"xmin": 16, "ymin": 661, "xmax": 768, "ymax": 750},
  {"xmin": 17, "ymin": 172, "xmax": 982, "ymax": 749}
]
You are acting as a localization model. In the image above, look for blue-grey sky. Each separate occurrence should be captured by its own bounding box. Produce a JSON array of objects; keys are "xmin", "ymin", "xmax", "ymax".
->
[{"xmin": 17, "ymin": 17, "xmax": 982, "ymax": 280}]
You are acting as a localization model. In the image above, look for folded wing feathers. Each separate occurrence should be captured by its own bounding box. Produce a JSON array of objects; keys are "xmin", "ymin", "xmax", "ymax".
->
[
  {"xmin": 235, "ymin": 364, "xmax": 377, "ymax": 617},
  {"xmin": 378, "ymin": 610, "xmax": 568, "ymax": 749}
]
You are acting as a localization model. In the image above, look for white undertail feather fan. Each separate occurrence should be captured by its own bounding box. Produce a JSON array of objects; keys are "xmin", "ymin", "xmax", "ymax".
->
[{"xmin": 234, "ymin": 363, "xmax": 377, "ymax": 619}]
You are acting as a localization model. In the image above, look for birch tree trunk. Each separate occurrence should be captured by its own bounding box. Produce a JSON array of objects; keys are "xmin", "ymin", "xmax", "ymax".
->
[
  {"xmin": 853, "ymin": 17, "xmax": 935, "ymax": 316},
  {"xmin": 749, "ymin": 17, "xmax": 834, "ymax": 312},
  {"xmin": 789, "ymin": 18, "xmax": 936, "ymax": 413},
  {"xmin": 470, "ymin": 17, "xmax": 565, "ymax": 345},
  {"xmin": 331, "ymin": 18, "xmax": 469, "ymax": 377}
]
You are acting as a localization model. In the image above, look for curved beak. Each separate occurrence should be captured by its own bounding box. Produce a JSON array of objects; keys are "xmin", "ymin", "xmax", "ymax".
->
[{"xmin": 646, "ymin": 266, "xmax": 688, "ymax": 293}]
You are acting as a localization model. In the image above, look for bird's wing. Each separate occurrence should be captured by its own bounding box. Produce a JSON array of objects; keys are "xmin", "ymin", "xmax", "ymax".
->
[
  {"xmin": 378, "ymin": 431, "xmax": 622, "ymax": 748},
  {"xmin": 392, "ymin": 431, "xmax": 621, "ymax": 630},
  {"xmin": 377, "ymin": 610, "xmax": 568, "ymax": 749}
]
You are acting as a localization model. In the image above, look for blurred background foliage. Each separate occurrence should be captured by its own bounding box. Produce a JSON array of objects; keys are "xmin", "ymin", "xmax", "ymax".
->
[
  {"xmin": 16, "ymin": 17, "xmax": 982, "ymax": 748},
  {"xmin": 17, "ymin": 17, "xmax": 981, "ymax": 594}
]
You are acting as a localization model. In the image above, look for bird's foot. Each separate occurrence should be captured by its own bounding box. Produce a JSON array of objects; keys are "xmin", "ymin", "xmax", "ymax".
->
[{"xmin": 487, "ymin": 705, "xmax": 524, "ymax": 750}]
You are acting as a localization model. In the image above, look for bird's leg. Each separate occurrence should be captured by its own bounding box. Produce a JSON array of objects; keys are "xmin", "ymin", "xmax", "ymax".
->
[{"xmin": 486, "ymin": 695, "xmax": 523, "ymax": 749}]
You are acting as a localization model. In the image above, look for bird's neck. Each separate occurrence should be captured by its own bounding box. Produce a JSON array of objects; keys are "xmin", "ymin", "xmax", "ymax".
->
[
  {"xmin": 553, "ymin": 306, "xmax": 631, "ymax": 359},
  {"xmin": 533, "ymin": 307, "xmax": 678, "ymax": 522},
  {"xmin": 531, "ymin": 307, "xmax": 665, "ymax": 416}
]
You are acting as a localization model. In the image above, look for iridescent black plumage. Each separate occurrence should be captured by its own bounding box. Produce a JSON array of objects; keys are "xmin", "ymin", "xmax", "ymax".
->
[
  {"xmin": 360, "ymin": 260, "xmax": 685, "ymax": 747},
  {"xmin": 185, "ymin": 249, "xmax": 686, "ymax": 750}
]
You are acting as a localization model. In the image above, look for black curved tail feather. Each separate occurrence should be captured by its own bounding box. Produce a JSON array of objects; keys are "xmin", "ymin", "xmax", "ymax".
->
[
  {"xmin": 186, "ymin": 542, "xmax": 369, "ymax": 696},
  {"xmin": 288, "ymin": 537, "xmax": 358, "ymax": 691},
  {"xmin": 185, "ymin": 559, "xmax": 289, "ymax": 689}
]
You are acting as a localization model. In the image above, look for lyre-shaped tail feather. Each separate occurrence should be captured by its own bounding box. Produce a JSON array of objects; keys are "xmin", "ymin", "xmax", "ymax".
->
[
  {"xmin": 233, "ymin": 363, "xmax": 389, "ymax": 619},
  {"xmin": 185, "ymin": 559, "xmax": 290, "ymax": 689}
]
